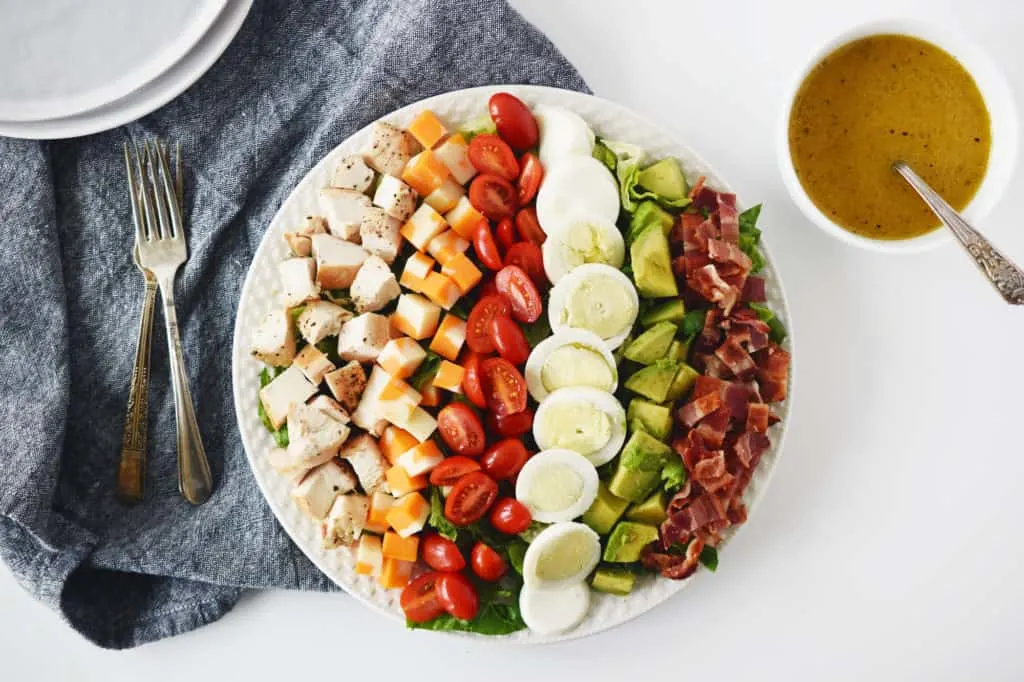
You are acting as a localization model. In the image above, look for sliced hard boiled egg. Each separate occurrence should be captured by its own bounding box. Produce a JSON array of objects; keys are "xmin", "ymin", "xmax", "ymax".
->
[
  {"xmin": 521, "ymin": 521, "xmax": 601, "ymax": 588},
  {"xmin": 519, "ymin": 581, "xmax": 591, "ymax": 635},
  {"xmin": 535, "ymin": 155, "xmax": 619, "ymax": 235},
  {"xmin": 525, "ymin": 328, "xmax": 618, "ymax": 402},
  {"xmin": 541, "ymin": 212, "xmax": 625, "ymax": 284},
  {"xmin": 548, "ymin": 263, "xmax": 639, "ymax": 350},
  {"xmin": 534, "ymin": 104, "xmax": 595, "ymax": 170},
  {"xmin": 534, "ymin": 387, "xmax": 627, "ymax": 467},
  {"xmin": 516, "ymin": 449, "xmax": 599, "ymax": 524}
]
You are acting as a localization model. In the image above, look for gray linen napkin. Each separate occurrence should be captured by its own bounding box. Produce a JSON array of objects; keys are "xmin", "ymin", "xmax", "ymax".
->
[{"xmin": 0, "ymin": 0, "xmax": 587, "ymax": 649}]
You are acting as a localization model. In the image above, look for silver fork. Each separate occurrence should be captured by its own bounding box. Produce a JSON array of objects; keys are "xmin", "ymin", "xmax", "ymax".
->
[{"xmin": 124, "ymin": 140, "xmax": 214, "ymax": 505}]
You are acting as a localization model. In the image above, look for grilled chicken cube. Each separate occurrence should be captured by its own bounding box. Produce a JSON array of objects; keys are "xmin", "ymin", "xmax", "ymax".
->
[
  {"xmin": 296, "ymin": 300, "xmax": 352, "ymax": 346},
  {"xmin": 359, "ymin": 207, "xmax": 403, "ymax": 265},
  {"xmin": 279, "ymin": 257, "xmax": 319, "ymax": 307},
  {"xmin": 351, "ymin": 256, "xmax": 401, "ymax": 313},
  {"xmin": 285, "ymin": 401, "xmax": 351, "ymax": 471},
  {"xmin": 251, "ymin": 309, "xmax": 296, "ymax": 366},
  {"xmin": 321, "ymin": 494, "xmax": 370, "ymax": 548},
  {"xmin": 372, "ymin": 174, "xmax": 417, "ymax": 222},
  {"xmin": 307, "ymin": 394, "xmax": 350, "ymax": 424},
  {"xmin": 331, "ymin": 155, "xmax": 375, "ymax": 194},
  {"xmin": 340, "ymin": 433, "xmax": 389, "ymax": 494},
  {"xmin": 324, "ymin": 360, "xmax": 367, "ymax": 413},
  {"xmin": 320, "ymin": 187, "xmax": 372, "ymax": 242},
  {"xmin": 337, "ymin": 313, "xmax": 390, "ymax": 363},
  {"xmin": 293, "ymin": 344, "xmax": 336, "ymax": 385},
  {"xmin": 259, "ymin": 365, "xmax": 318, "ymax": 429},
  {"xmin": 363, "ymin": 122, "xmax": 420, "ymax": 177},
  {"xmin": 291, "ymin": 459, "xmax": 359, "ymax": 520},
  {"xmin": 310, "ymin": 233, "xmax": 369, "ymax": 289},
  {"xmin": 284, "ymin": 216, "xmax": 328, "ymax": 257}
]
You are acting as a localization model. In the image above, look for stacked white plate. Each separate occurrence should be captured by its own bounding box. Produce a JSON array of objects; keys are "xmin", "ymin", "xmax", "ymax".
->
[{"xmin": 0, "ymin": 0, "xmax": 252, "ymax": 140}]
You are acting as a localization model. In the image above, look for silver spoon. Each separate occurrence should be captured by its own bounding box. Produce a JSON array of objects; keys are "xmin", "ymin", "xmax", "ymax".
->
[{"xmin": 893, "ymin": 161, "xmax": 1024, "ymax": 304}]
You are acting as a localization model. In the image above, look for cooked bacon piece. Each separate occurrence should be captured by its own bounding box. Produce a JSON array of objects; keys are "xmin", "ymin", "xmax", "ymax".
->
[
  {"xmin": 743, "ymin": 276, "xmax": 766, "ymax": 302},
  {"xmin": 678, "ymin": 391, "xmax": 723, "ymax": 427},
  {"xmin": 694, "ymin": 408, "xmax": 729, "ymax": 448},
  {"xmin": 734, "ymin": 431, "xmax": 770, "ymax": 468},
  {"xmin": 722, "ymin": 381, "xmax": 756, "ymax": 422},
  {"xmin": 694, "ymin": 307, "xmax": 723, "ymax": 352},
  {"xmin": 717, "ymin": 193, "xmax": 740, "ymax": 243},
  {"xmin": 688, "ymin": 264, "xmax": 740, "ymax": 315},
  {"xmin": 693, "ymin": 375, "xmax": 727, "ymax": 399},
  {"xmin": 660, "ymin": 492, "xmax": 728, "ymax": 546},
  {"xmin": 641, "ymin": 537, "xmax": 705, "ymax": 580},
  {"xmin": 746, "ymin": 402, "xmax": 771, "ymax": 433},
  {"xmin": 707, "ymin": 238, "xmax": 752, "ymax": 271},
  {"xmin": 714, "ymin": 336, "xmax": 757, "ymax": 380},
  {"xmin": 755, "ymin": 343, "xmax": 790, "ymax": 403}
]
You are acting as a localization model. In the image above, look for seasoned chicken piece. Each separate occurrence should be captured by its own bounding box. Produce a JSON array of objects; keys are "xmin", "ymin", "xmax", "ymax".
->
[
  {"xmin": 359, "ymin": 207, "xmax": 403, "ymax": 265},
  {"xmin": 324, "ymin": 361, "xmax": 367, "ymax": 413},
  {"xmin": 284, "ymin": 401, "xmax": 351, "ymax": 472},
  {"xmin": 337, "ymin": 313, "xmax": 390, "ymax": 363},
  {"xmin": 321, "ymin": 494, "xmax": 370, "ymax": 548},
  {"xmin": 279, "ymin": 257, "xmax": 319, "ymax": 307},
  {"xmin": 291, "ymin": 459, "xmax": 359, "ymax": 520},
  {"xmin": 351, "ymin": 256, "xmax": 401, "ymax": 313},
  {"xmin": 332, "ymin": 155, "xmax": 375, "ymax": 194},
  {"xmin": 259, "ymin": 365, "xmax": 318, "ymax": 429},
  {"xmin": 250, "ymin": 309, "xmax": 296, "ymax": 366},
  {"xmin": 340, "ymin": 433, "xmax": 389, "ymax": 494},
  {"xmin": 307, "ymin": 394, "xmax": 350, "ymax": 424},
  {"xmin": 350, "ymin": 364, "xmax": 389, "ymax": 436},
  {"xmin": 296, "ymin": 300, "xmax": 351, "ymax": 346},
  {"xmin": 292, "ymin": 344, "xmax": 336, "ymax": 385},
  {"xmin": 310, "ymin": 233, "xmax": 368, "ymax": 289},
  {"xmin": 284, "ymin": 216, "xmax": 328, "ymax": 257},
  {"xmin": 320, "ymin": 187, "xmax": 372, "ymax": 242},
  {"xmin": 372, "ymin": 174, "xmax": 417, "ymax": 222},
  {"xmin": 363, "ymin": 122, "xmax": 421, "ymax": 177}
]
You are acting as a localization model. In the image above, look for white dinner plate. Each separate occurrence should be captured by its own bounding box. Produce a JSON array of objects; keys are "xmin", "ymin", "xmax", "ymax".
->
[
  {"xmin": 0, "ymin": 0, "xmax": 252, "ymax": 140},
  {"xmin": 231, "ymin": 85, "xmax": 795, "ymax": 643}
]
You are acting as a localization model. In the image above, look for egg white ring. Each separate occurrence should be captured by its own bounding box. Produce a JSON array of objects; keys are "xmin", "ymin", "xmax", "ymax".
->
[
  {"xmin": 541, "ymin": 212, "xmax": 626, "ymax": 284},
  {"xmin": 548, "ymin": 262, "xmax": 640, "ymax": 350},
  {"xmin": 533, "ymin": 386, "xmax": 627, "ymax": 467},
  {"xmin": 535, "ymin": 104, "xmax": 596, "ymax": 171},
  {"xmin": 521, "ymin": 521, "xmax": 602, "ymax": 589},
  {"xmin": 524, "ymin": 328, "xmax": 618, "ymax": 403},
  {"xmin": 515, "ymin": 449, "xmax": 600, "ymax": 524},
  {"xmin": 519, "ymin": 581, "xmax": 592, "ymax": 636},
  {"xmin": 535, "ymin": 155, "xmax": 619, "ymax": 235}
]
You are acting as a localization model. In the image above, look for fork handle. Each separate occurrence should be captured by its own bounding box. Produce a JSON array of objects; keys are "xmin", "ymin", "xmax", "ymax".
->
[
  {"xmin": 117, "ymin": 276, "xmax": 158, "ymax": 505},
  {"xmin": 159, "ymin": 281, "xmax": 214, "ymax": 505}
]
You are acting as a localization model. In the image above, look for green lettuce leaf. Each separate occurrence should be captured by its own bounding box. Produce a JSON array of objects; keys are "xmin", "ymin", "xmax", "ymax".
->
[
  {"xmin": 699, "ymin": 545, "xmax": 719, "ymax": 572},
  {"xmin": 749, "ymin": 302, "xmax": 788, "ymax": 344},
  {"xmin": 408, "ymin": 351, "xmax": 443, "ymax": 392},
  {"xmin": 661, "ymin": 456, "xmax": 686, "ymax": 493},
  {"xmin": 428, "ymin": 487, "xmax": 458, "ymax": 541},
  {"xmin": 592, "ymin": 139, "xmax": 617, "ymax": 171},
  {"xmin": 737, "ymin": 204, "xmax": 765, "ymax": 273}
]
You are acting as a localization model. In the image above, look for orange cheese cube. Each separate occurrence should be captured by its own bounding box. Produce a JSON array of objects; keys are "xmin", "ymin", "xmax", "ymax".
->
[
  {"xmin": 382, "ymin": 530, "xmax": 420, "ymax": 562},
  {"xmin": 407, "ymin": 110, "xmax": 449, "ymax": 150},
  {"xmin": 378, "ymin": 557, "xmax": 414, "ymax": 589},
  {"xmin": 386, "ymin": 492, "xmax": 431, "ymax": 537},
  {"xmin": 378, "ymin": 337, "xmax": 427, "ymax": 379},
  {"xmin": 426, "ymin": 230, "xmax": 470, "ymax": 265},
  {"xmin": 419, "ymin": 384, "xmax": 442, "ymax": 407},
  {"xmin": 445, "ymin": 196, "xmax": 486, "ymax": 239},
  {"xmin": 434, "ymin": 134, "xmax": 477, "ymax": 185},
  {"xmin": 432, "ymin": 360, "xmax": 465, "ymax": 393},
  {"xmin": 421, "ymin": 272, "xmax": 461, "ymax": 311},
  {"xmin": 380, "ymin": 375, "xmax": 421, "ymax": 406},
  {"xmin": 399, "ymin": 251, "xmax": 435, "ymax": 293},
  {"xmin": 402, "ymin": 149, "xmax": 450, "ymax": 197},
  {"xmin": 396, "ymin": 440, "xmax": 445, "ymax": 477},
  {"xmin": 386, "ymin": 464, "xmax": 428, "ymax": 497},
  {"xmin": 392, "ymin": 294, "xmax": 442, "ymax": 340},
  {"xmin": 356, "ymin": 534, "xmax": 384, "ymax": 576},
  {"xmin": 387, "ymin": 406, "xmax": 438, "ymax": 442},
  {"xmin": 441, "ymin": 252, "xmax": 483, "ymax": 295},
  {"xmin": 424, "ymin": 178, "xmax": 465, "ymax": 214},
  {"xmin": 429, "ymin": 314, "xmax": 467, "ymax": 361},
  {"xmin": 380, "ymin": 426, "xmax": 419, "ymax": 464},
  {"xmin": 401, "ymin": 204, "xmax": 448, "ymax": 251},
  {"xmin": 367, "ymin": 490, "xmax": 395, "ymax": 533}
]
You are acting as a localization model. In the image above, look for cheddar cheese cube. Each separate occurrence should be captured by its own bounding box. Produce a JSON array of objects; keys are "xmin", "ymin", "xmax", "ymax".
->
[
  {"xmin": 355, "ymin": 534, "xmax": 384, "ymax": 576},
  {"xmin": 391, "ymin": 294, "xmax": 441, "ymax": 340},
  {"xmin": 445, "ymin": 195, "xmax": 486, "ymax": 239},
  {"xmin": 434, "ymin": 134, "xmax": 476, "ymax": 185},
  {"xmin": 380, "ymin": 426, "xmax": 419, "ymax": 465},
  {"xmin": 385, "ymin": 464, "xmax": 428, "ymax": 497},
  {"xmin": 386, "ymin": 492, "xmax": 430, "ymax": 538},
  {"xmin": 421, "ymin": 272, "xmax": 461, "ymax": 311},
  {"xmin": 432, "ymin": 360, "xmax": 465, "ymax": 393},
  {"xmin": 428, "ymin": 314, "xmax": 466, "ymax": 361},
  {"xmin": 419, "ymin": 384, "xmax": 442, "ymax": 407},
  {"xmin": 378, "ymin": 337, "xmax": 427, "ymax": 379},
  {"xmin": 402, "ymin": 149, "xmax": 450, "ymax": 197},
  {"xmin": 397, "ymin": 440, "xmax": 445, "ymax": 477},
  {"xmin": 366, "ymin": 490, "xmax": 395, "ymax": 533},
  {"xmin": 378, "ymin": 556, "xmax": 414, "ymax": 589},
  {"xmin": 407, "ymin": 110, "xmax": 449, "ymax": 150},
  {"xmin": 382, "ymin": 530, "xmax": 420, "ymax": 562},
  {"xmin": 424, "ymin": 178, "xmax": 465, "ymax": 214},
  {"xmin": 426, "ymin": 230, "xmax": 470, "ymax": 265},
  {"xmin": 441, "ymin": 252, "xmax": 482, "ymax": 295},
  {"xmin": 400, "ymin": 204, "xmax": 448, "ymax": 251}
]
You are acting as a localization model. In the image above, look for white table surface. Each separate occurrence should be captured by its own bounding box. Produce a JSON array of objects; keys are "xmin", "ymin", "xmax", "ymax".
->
[{"xmin": 3, "ymin": 0, "xmax": 1023, "ymax": 679}]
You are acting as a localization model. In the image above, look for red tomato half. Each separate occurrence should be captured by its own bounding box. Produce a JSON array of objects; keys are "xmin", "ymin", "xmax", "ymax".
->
[
  {"xmin": 467, "ymin": 134, "xmax": 519, "ymax": 181},
  {"xmin": 504, "ymin": 241, "xmax": 546, "ymax": 288},
  {"xmin": 461, "ymin": 351, "xmax": 488, "ymax": 409},
  {"xmin": 437, "ymin": 403, "xmax": 486, "ymax": 457},
  {"xmin": 429, "ymin": 456, "xmax": 482, "ymax": 486},
  {"xmin": 517, "ymin": 152, "xmax": 543, "ymax": 205},
  {"xmin": 481, "ymin": 439, "xmax": 530, "ymax": 481},
  {"xmin": 488, "ymin": 93, "xmax": 539, "ymax": 151},
  {"xmin": 436, "ymin": 572, "xmax": 480, "ymax": 621},
  {"xmin": 472, "ymin": 222, "xmax": 503, "ymax": 271},
  {"xmin": 400, "ymin": 572, "xmax": 446, "ymax": 623},
  {"xmin": 490, "ymin": 314, "xmax": 530, "ymax": 366},
  {"xmin": 495, "ymin": 217, "xmax": 518, "ymax": 250},
  {"xmin": 487, "ymin": 407, "xmax": 533, "ymax": 438},
  {"xmin": 466, "ymin": 295, "xmax": 510, "ymax": 354},
  {"xmin": 469, "ymin": 174, "xmax": 517, "ymax": 221},
  {"xmin": 421, "ymin": 534, "xmax": 466, "ymax": 572},
  {"xmin": 490, "ymin": 498, "xmax": 532, "ymax": 535},
  {"xmin": 480, "ymin": 357, "xmax": 528, "ymax": 417},
  {"xmin": 495, "ymin": 265, "xmax": 542, "ymax": 323},
  {"xmin": 514, "ymin": 206, "xmax": 546, "ymax": 245},
  {"xmin": 444, "ymin": 471, "xmax": 499, "ymax": 526},
  {"xmin": 471, "ymin": 543, "xmax": 507, "ymax": 582}
]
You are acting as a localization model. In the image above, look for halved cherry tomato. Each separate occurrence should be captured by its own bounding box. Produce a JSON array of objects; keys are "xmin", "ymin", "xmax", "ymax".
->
[
  {"xmin": 469, "ymin": 174, "xmax": 517, "ymax": 221},
  {"xmin": 487, "ymin": 407, "xmax": 533, "ymax": 438},
  {"xmin": 461, "ymin": 351, "xmax": 488, "ymax": 409},
  {"xmin": 481, "ymin": 438, "xmax": 530, "ymax": 481},
  {"xmin": 437, "ymin": 403, "xmax": 486, "ymax": 457},
  {"xmin": 495, "ymin": 217, "xmax": 518, "ymax": 250},
  {"xmin": 490, "ymin": 314, "xmax": 530, "ymax": 366},
  {"xmin": 490, "ymin": 498, "xmax": 532, "ymax": 535},
  {"xmin": 400, "ymin": 572, "xmax": 446, "ymax": 623},
  {"xmin": 516, "ymin": 153, "xmax": 543, "ymax": 205},
  {"xmin": 495, "ymin": 265, "xmax": 542, "ymax": 324},
  {"xmin": 488, "ymin": 93, "xmax": 539, "ymax": 151},
  {"xmin": 514, "ymin": 206, "xmax": 546, "ymax": 245},
  {"xmin": 479, "ymin": 274, "xmax": 499, "ymax": 299},
  {"xmin": 466, "ymin": 295, "xmax": 510, "ymax": 354},
  {"xmin": 504, "ymin": 241, "xmax": 547, "ymax": 288},
  {"xmin": 480, "ymin": 357, "xmax": 527, "ymax": 417},
  {"xmin": 436, "ymin": 572, "xmax": 479, "ymax": 621},
  {"xmin": 467, "ymin": 134, "xmax": 519, "ymax": 181},
  {"xmin": 421, "ymin": 534, "xmax": 466, "ymax": 572},
  {"xmin": 429, "ymin": 456, "xmax": 482, "ymax": 486},
  {"xmin": 472, "ymin": 222, "xmax": 503, "ymax": 271},
  {"xmin": 444, "ymin": 471, "xmax": 499, "ymax": 526},
  {"xmin": 471, "ymin": 542, "xmax": 507, "ymax": 582}
]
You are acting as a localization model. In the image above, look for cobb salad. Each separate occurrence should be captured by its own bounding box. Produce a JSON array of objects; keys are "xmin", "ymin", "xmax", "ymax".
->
[{"xmin": 250, "ymin": 92, "xmax": 791, "ymax": 636}]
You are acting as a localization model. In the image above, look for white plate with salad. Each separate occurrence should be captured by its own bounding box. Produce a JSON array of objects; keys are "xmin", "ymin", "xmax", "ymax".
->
[{"xmin": 231, "ymin": 85, "xmax": 793, "ymax": 642}]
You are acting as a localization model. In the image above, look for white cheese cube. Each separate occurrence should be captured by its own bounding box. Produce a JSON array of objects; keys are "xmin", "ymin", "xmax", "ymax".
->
[
  {"xmin": 424, "ymin": 177, "xmax": 465, "ymax": 214},
  {"xmin": 434, "ymin": 135, "xmax": 477, "ymax": 185}
]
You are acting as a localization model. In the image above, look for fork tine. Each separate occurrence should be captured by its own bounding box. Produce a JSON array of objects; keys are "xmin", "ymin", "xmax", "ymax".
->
[
  {"xmin": 155, "ymin": 140, "xmax": 184, "ymax": 241},
  {"xmin": 136, "ymin": 140, "xmax": 161, "ymax": 243},
  {"xmin": 175, "ymin": 141, "xmax": 183, "ymax": 209},
  {"xmin": 124, "ymin": 142, "xmax": 147, "ymax": 244},
  {"xmin": 144, "ymin": 140, "xmax": 173, "ymax": 240}
]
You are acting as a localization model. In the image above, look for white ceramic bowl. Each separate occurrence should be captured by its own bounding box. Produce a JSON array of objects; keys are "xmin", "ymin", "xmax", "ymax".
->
[{"xmin": 777, "ymin": 20, "xmax": 1018, "ymax": 254}]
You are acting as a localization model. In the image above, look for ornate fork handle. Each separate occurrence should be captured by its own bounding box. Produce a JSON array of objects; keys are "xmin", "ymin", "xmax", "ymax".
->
[
  {"xmin": 117, "ymin": 272, "xmax": 158, "ymax": 504},
  {"xmin": 894, "ymin": 161, "xmax": 1024, "ymax": 304}
]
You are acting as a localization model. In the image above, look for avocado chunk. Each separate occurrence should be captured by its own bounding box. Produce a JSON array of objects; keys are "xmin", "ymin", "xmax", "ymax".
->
[
  {"xmin": 630, "ymin": 225, "xmax": 678, "ymax": 298},
  {"xmin": 629, "ymin": 201, "xmax": 675, "ymax": 241},
  {"xmin": 626, "ymin": 490, "xmax": 669, "ymax": 525},
  {"xmin": 591, "ymin": 566, "xmax": 636, "ymax": 595},
  {"xmin": 640, "ymin": 299, "xmax": 686, "ymax": 327},
  {"xmin": 637, "ymin": 158, "xmax": 688, "ymax": 201},
  {"xmin": 608, "ymin": 466, "xmax": 661, "ymax": 502},
  {"xmin": 627, "ymin": 399, "xmax": 673, "ymax": 441},
  {"xmin": 582, "ymin": 482, "xmax": 630, "ymax": 535},
  {"xmin": 664, "ymin": 339, "xmax": 687, "ymax": 364},
  {"xmin": 624, "ymin": 359, "xmax": 679, "ymax": 402},
  {"xmin": 608, "ymin": 430, "xmax": 673, "ymax": 502},
  {"xmin": 665, "ymin": 362, "xmax": 700, "ymax": 401},
  {"xmin": 603, "ymin": 521, "xmax": 660, "ymax": 563},
  {"xmin": 623, "ymin": 322, "xmax": 677, "ymax": 365}
]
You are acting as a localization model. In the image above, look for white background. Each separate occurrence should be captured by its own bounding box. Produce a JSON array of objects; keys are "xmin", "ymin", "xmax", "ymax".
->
[{"xmin": 3, "ymin": 0, "xmax": 1023, "ymax": 679}]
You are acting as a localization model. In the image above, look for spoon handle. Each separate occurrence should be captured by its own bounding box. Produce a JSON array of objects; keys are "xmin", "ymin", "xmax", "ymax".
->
[{"xmin": 893, "ymin": 161, "xmax": 1024, "ymax": 304}]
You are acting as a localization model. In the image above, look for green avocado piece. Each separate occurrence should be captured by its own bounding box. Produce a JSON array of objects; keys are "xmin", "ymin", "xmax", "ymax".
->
[
  {"xmin": 608, "ymin": 466, "xmax": 661, "ymax": 502},
  {"xmin": 629, "ymin": 201, "xmax": 675, "ymax": 241},
  {"xmin": 665, "ymin": 363, "xmax": 700, "ymax": 402},
  {"xmin": 623, "ymin": 322, "xmax": 677, "ymax": 365},
  {"xmin": 624, "ymin": 359, "xmax": 680, "ymax": 402},
  {"xmin": 630, "ymin": 226, "xmax": 678, "ymax": 299},
  {"xmin": 640, "ymin": 299, "xmax": 686, "ymax": 327},
  {"xmin": 608, "ymin": 431, "xmax": 673, "ymax": 502},
  {"xmin": 591, "ymin": 566, "xmax": 636, "ymax": 595},
  {"xmin": 603, "ymin": 521, "xmax": 660, "ymax": 563},
  {"xmin": 626, "ymin": 490, "xmax": 669, "ymax": 526},
  {"xmin": 637, "ymin": 158, "xmax": 689, "ymax": 201},
  {"xmin": 627, "ymin": 399, "xmax": 673, "ymax": 441},
  {"xmin": 664, "ymin": 339, "xmax": 687, "ymax": 364},
  {"xmin": 582, "ymin": 482, "xmax": 630, "ymax": 535}
]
